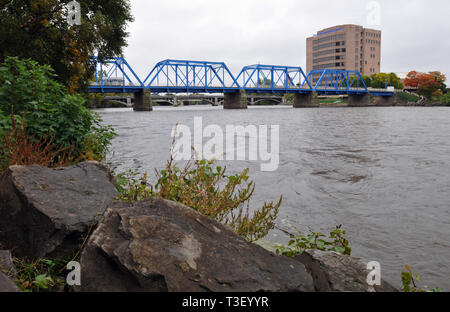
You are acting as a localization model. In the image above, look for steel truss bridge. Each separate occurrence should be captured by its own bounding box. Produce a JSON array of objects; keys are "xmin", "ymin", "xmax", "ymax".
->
[{"xmin": 88, "ymin": 57, "xmax": 394, "ymax": 97}]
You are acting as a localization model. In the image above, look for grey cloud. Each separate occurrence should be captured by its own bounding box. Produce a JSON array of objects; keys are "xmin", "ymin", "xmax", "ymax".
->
[{"xmin": 124, "ymin": 0, "xmax": 450, "ymax": 79}]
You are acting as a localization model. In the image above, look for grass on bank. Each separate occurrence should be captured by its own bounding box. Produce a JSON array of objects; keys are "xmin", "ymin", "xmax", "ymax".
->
[{"xmin": 397, "ymin": 92, "xmax": 420, "ymax": 103}]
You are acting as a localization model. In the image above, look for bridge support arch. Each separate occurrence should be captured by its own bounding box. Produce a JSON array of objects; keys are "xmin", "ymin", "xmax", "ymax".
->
[
  {"xmin": 293, "ymin": 92, "xmax": 318, "ymax": 108},
  {"xmin": 348, "ymin": 93, "xmax": 371, "ymax": 107},
  {"xmin": 370, "ymin": 95, "xmax": 397, "ymax": 106},
  {"xmin": 134, "ymin": 89, "xmax": 153, "ymax": 111},
  {"xmin": 224, "ymin": 90, "xmax": 247, "ymax": 109}
]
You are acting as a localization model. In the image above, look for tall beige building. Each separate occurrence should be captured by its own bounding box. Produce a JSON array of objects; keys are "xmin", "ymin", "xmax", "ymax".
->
[{"xmin": 306, "ymin": 24, "xmax": 381, "ymax": 77}]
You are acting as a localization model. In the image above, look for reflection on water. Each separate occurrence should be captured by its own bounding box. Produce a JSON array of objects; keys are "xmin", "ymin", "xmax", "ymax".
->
[{"xmin": 96, "ymin": 105, "xmax": 450, "ymax": 290}]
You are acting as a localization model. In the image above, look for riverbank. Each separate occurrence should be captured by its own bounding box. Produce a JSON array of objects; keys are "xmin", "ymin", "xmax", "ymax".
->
[
  {"xmin": 0, "ymin": 162, "xmax": 398, "ymax": 292},
  {"xmin": 88, "ymin": 91, "xmax": 450, "ymax": 109}
]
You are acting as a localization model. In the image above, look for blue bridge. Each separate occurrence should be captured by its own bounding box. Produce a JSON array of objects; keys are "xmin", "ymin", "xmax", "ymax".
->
[{"xmin": 88, "ymin": 57, "xmax": 396, "ymax": 110}]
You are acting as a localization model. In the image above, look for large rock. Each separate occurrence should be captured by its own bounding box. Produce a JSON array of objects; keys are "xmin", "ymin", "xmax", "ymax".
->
[
  {"xmin": 0, "ymin": 162, "xmax": 119, "ymax": 259},
  {"xmin": 78, "ymin": 198, "xmax": 314, "ymax": 292},
  {"xmin": 294, "ymin": 249, "xmax": 398, "ymax": 292}
]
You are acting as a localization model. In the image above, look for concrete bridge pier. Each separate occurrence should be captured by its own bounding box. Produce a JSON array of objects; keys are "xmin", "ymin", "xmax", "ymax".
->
[
  {"xmin": 293, "ymin": 92, "xmax": 318, "ymax": 108},
  {"xmin": 348, "ymin": 93, "xmax": 371, "ymax": 107},
  {"xmin": 371, "ymin": 95, "xmax": 397, "ymax": 106},
  {"xmin": 224, "ymin": 90, "xmax": 247, "ymax": 109},
  {"xmin": 134, "ymin": 89, "xmax": 153, "ymax": 111}
]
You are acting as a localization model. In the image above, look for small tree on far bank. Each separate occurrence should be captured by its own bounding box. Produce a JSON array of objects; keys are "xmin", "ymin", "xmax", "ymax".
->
[
  {"xmin": 404, "ymin": 71, "xmax": 447, "ymax": 99},
  {"xmin": 364, "ymin": 72, "xmax": 403, "ymax": 89}
]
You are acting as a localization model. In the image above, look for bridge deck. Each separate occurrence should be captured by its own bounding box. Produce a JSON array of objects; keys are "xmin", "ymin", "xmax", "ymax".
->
[{"xmin": 88, "ymin": 85, "xmax": 395, "ymax": 97}]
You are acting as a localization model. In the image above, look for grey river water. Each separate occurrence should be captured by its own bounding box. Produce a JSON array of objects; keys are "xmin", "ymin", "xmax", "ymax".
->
[{"xmin": 96, "ymin": 105, "xmax": 450, "ymax": 290}]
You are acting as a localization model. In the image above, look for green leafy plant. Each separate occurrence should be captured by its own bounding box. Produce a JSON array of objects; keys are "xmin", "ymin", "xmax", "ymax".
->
[
  {"xmin": 401, "ymin": 265, "xmax": 443, "ymax": 292},
  {"xmin": 115, "ymin": 170, "xmax": 154, "ymax": 202},
  {"xmin": 114, "ymin": 154, "xmax": 282, "ymax": 243},
  {"xmin": 13, "ymin": 257, "xmax": 72, "ymax": 292},
  {"xmin": 0, "ymin": 57, "xmax": 116, "ymax": 165},
  {"xmin": 0, "ymin": 113, "xmax": 77, "ymax": 171},
  {"xmin": 274, "ymin": 226, "xmax": 351, "ymax": 257},
  {"xmin": 397, "ymin": 91, "xmax": 420, "ymax": 103},
  {"xmin": 156, "ymin": 156, "xmax": 282, "ymax": 242},
  {"xmin": 432, "ymin": 92, "xmax": 450, "ymax": 106}
]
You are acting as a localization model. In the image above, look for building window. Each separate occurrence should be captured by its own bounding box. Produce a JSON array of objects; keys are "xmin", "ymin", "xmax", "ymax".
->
[{"xmin": 313, "ymin": 33, "xmax": 346, "ymax": 45}]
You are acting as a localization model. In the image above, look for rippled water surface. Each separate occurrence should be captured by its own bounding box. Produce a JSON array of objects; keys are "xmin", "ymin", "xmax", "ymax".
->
[{"xmin": 96, "ymin": 106, "xmax": 450, "ymax": 290}]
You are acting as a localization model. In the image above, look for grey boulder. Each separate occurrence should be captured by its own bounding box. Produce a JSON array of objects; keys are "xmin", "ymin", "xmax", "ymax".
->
[
  {"xmin": 294, "ymin": 249, "xmax": 398, "ymax": 292},
  {"xmin": 0, "ymin": 162, "xmax": 119, "ymax": 259},
  {"xmin": 78, "ymin": 198, "xmax": 315, "ymax": 292}
]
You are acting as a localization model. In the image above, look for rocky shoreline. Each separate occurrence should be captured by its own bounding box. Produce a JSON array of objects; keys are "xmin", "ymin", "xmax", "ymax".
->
[{"xmin": 0, "ymin": 162, "xmax": 397, "ymax": 292}]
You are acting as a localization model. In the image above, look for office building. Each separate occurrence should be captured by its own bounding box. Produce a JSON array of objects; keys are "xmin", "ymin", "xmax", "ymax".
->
[{"xmin": 306, "ymin": 24, "xmax": 381, "ymax": 76}]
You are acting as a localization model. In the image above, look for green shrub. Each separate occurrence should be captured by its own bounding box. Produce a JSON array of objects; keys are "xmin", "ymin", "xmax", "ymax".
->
[
  {"xmin": 274, "ymin": 226, "xmax": 351, "ymax": 257},
  {"xmin": 397, "ymin": 92, "xmax": 419, "ymax": 103},
  {"xmin": 115, "ymin": 171, "xmax": 154, "ymax": 202},
  {"xmin": 0, "ymin": 57, "xmax": 116, "ymax": 163},
  {"xmin": 157, "ymin": 158, "xmax": 282, "ymax": 242},
  {"xmin": 434, "ymin": 92, "xmax": 450, "ymax": 105},
  {"xmin": 115, "ymin": 157, "xmax": 282, "ymax": 243}
]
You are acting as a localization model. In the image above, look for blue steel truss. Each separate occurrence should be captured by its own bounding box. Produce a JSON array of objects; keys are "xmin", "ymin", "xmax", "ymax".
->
[
  {"xmin": 305, "ymin": 69, "xmax": 368, "ymax": 95},
  {"xmin": 87, "ymin": 57, "xmax": 393, "ymax": 97},
  {"xmin": 235, "ymin": 64, "xmax": 312, "ymax": 93},
  {"xmin": 143, "ymin": 59, "xmax": 240, "ymax": 93},
  {"xmin": 88, "ymin": 57, "xmax": 144, "ymax": 93}
]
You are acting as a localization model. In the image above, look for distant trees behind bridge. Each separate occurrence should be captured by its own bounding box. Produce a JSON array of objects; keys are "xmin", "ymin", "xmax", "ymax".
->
[{"xmin": 362, "ymin": 73, "xmax": 404, "ymax": 90}]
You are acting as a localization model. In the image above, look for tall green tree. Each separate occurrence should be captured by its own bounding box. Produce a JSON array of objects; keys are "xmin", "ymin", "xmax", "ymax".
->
[
  {"xmin": 0, "ymin": 0, "xmax": 134, "ymax": 93},
  {"xmin": 368, "ymin": 72, "xmax": 403, "ymax": 89}
]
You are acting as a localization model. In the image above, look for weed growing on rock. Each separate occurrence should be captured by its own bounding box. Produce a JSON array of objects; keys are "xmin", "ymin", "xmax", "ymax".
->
[
  {"xmin": 114, "ymin": 154, "xmax": 282, "ymax": 243},
  {"xmin": 401, "ymin": 265, "xmax": 442, "ymax": 292},
  {"xmin": 13, "ymin": 257, "xmax": 72, "ymax": 292},
  {"xmin": 274, "ymin": 226, "xmax": 352, "ymax": 257}
]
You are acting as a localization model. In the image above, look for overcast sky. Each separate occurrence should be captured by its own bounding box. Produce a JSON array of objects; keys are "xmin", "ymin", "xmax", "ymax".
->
[{"xmin": 123, "ymin": 0, "xmax": 450, "ymax": 80}]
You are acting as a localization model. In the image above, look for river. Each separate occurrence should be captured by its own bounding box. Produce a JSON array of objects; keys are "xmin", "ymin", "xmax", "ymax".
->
[{"xmin": 96, "ymin": 105, "xmax": 450, "ymax": 290}]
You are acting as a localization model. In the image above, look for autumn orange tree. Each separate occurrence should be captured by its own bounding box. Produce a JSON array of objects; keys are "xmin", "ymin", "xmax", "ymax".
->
[
  {"xmin": 0, "ymin": 0, "xmax": 134, "ymax": 93},
  {"xmin": 404, "ymin": 71, "xmax": 447, "ymax": 99}
]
